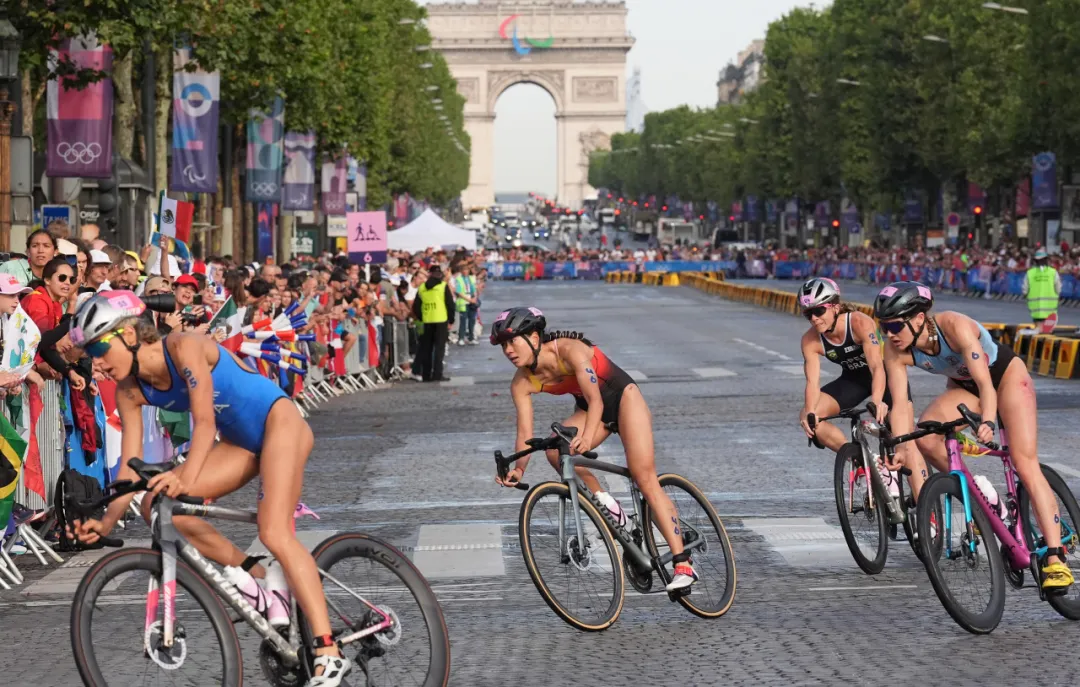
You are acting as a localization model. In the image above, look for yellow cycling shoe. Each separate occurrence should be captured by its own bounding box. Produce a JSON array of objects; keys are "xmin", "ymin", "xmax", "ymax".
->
[{"xmin": 1041, "ymin": 558, "xmax": 1075, "ymax": 595}]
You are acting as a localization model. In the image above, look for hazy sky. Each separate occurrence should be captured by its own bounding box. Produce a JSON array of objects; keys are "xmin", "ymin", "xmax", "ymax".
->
[{"xmin": 423, "ymin": 1, "xmax": 809, "ymax": 196}]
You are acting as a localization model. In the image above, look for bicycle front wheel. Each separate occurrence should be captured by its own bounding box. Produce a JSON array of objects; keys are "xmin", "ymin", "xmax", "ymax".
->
[
  {"xmin": 519, "ymin": 481, "xmax": 625, "ymax": 631},
  {"xmin": 305, "ymin": 533, "xmax": 451, "ymax": 687},
  {"xmin": 833, "ymin": 443, "xmax": 888, "ymax": 574},
  {"xmin": 641, "ymin": 474, "xmax": 736, "ymax": 618},
  {"xmin": 1017, "ymin": 464, "xmax": 1080, "ymax": 621},
  {"xmin": 70, "ymin": 548, "xmax": 242, "ymax": 687},
  {"xmin": 917, "ymin": 472, "xmax": 1005, "ymax": 634}
]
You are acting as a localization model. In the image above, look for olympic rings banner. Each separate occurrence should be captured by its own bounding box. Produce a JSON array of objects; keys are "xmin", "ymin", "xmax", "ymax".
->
[
  {"xmin": 282, "ymin": 131, "xmax": 316, "ymax": 211},
  {"xmin": 321, "ymin": 157, "xmax": 348, "ymax": 216},
  {"xmin": 46, "ymin": 35, "xmax": 114, "ymax": 178},
  {"xmin": 246, "ymin": 97, "xmax": 286, "ymax": 203},
  {"xmin": 170, "ymin": 48, "xmax": 220, "ymax": 193}
]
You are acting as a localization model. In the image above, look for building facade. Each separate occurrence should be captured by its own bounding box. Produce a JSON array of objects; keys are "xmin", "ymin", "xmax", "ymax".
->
[{"xmin": 716, "ymin": 39, "xmax": 765, "ymax": 106}]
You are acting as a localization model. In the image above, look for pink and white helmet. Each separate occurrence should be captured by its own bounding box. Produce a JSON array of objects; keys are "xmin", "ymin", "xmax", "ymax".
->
[
  {"xmin": 70, "ymin": 291, "xmax": 147, "ymax": 346},
  {"xmin": 799, "ymin": 277, "xmax": 840, "ymax": 310}
]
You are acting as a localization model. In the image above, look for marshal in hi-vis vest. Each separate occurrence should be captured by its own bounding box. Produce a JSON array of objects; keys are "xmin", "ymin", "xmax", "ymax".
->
[
  {"xmin": 419, "ymin": 282, "xmax": 448, "ymax": 324},
  {"xmin": 1026, "ymin": 266, "xmax": 1059, "ymax": 320}
]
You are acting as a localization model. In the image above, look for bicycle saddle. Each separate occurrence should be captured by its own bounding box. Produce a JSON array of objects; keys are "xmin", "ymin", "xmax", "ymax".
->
[
  {"xmin": 127, "ymin": 458, "xmax": 174, "ymax": 478},
  {"xmin": 551, "ymin": 423, "xmax": 579, "ymax": 441}
]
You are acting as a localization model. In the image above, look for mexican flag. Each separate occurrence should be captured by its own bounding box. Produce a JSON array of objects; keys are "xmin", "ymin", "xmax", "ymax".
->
[
  {"xmin": 209, "ymin": 297, "xmax": 246, "ymax": 353},
  {"xmin": 0, "ymin": 412, "xmax": 29, "ymax": 531}
]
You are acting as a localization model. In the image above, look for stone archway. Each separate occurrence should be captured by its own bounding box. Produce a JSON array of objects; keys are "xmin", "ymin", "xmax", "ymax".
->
[{"xmin": 428, "ymin": 1, "xmax": 633, "ymax": 209}]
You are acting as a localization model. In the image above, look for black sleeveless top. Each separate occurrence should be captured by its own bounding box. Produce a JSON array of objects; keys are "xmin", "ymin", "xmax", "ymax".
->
[{"xmin": 820, "ymin": 313, "xmax": 871, "ymax": 380}]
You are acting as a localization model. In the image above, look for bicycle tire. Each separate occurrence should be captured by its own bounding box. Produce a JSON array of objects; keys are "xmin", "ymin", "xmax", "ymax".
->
[
  {"xmin": 70, "ymin": 548, "xmax": 242, "ymax": 687},
  {"xmin": 1017, "ymin": 465, "xmax": 1080, "ymax": 621},
  {"xmin": 917, "ymin": 473, "xmax": 1005, "ymax": 634},
  {"xmin": 304, "ymin": 532, "xmax": 451, "ymax": 687},
  {"xmin": 833, "ymin": 443, "xmax": 888, "ymax": 574},
  {"xmin": 519, "ymin": 481, "xmax": 625, "ymax": 631},
  {"xmin": 641, "ymin": 473, "xmax": 736, "ymax": 618}
]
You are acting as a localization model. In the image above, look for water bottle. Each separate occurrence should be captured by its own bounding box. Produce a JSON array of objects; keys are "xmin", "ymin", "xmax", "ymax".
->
[
  {"xmin": 595, "ymin": 491, "xmax": 629, "ymax": 533},
  {"xmin": 973, "ymin": 475, "xmax": 1008, "ymax": 522}
]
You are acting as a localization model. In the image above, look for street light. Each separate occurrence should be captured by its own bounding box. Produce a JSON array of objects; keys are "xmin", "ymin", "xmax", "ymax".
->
[
  {"xmin": 922, "ymin": 34, "xmax": 949, "ymax": 44},
  {"xmin": 982, "ymin": 2, "xmax": 1029, "ymax": 15},
  {"xmin": 415, "ymin": 45, "xmax": 431, "ymax": 53},
  {"xmin": 419, "ymin": 62, "xmax": 434, "ymax": 69},
  {"xmin": 836, "ymin": 78, "xmax": 862, "ymax": 86},
  {"xmin": 0, "ymin": 18, "xmax": 22, "ymax": 252}
]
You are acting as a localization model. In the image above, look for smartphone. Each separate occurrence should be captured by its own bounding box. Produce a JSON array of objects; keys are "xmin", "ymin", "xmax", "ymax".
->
[{"xmin": 194, "ymin": 294, "xmax": 203, "ymax": 305}]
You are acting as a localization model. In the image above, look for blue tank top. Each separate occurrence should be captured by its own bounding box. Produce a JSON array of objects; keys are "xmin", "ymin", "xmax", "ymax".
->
[
  {"xmin": 911, "ymin": 319, "xmax": 998, "ymax": 381},
  {"xmin": 137, "ymin": 337, "xmax": 288, "ymax": 453}
]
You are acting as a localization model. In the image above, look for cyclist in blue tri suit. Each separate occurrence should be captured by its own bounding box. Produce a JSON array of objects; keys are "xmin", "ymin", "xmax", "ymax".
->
[
  {"xmin": 875, "ymin": 281, "xmax": 1073, "ymax": 593},
  {"xmin": 66, "ymin": 292, "xmax": 351, "ymax": 686}
]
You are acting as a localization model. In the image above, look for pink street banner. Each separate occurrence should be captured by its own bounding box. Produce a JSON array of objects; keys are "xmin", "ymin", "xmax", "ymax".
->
[
  {"xmin": 170, "ymin": 48, "xmax": 220, "ymax": 193},
  {"xmin": 321, "ymin": 158, "xmax": 347, "ymax": 216},
  {"xmin": 282, "ymin": 131, "xmax": 316, "ymax": 210},
  {"xmin": 346, "ymin": 211, "xmax": 387, "ymax": 265},
  {"xmin": 245, "ymin": 97, "xmax": 285, "ymax": 203},
  {"xmin": 46, "ymin": 35, "xmax": 114, "ymax": 178}
]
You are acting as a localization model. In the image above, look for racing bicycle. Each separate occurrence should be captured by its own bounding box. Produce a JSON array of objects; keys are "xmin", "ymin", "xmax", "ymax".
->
[
  {"xmin": 895, "ymin": 405, "xmax": 1080, "ymax": 634},
  {"xmin": 68, "ymin": 459, "xmax": 451, "ymax": 686},
  {"xmin": 493, "ymin": 422, "xmax": 736, "ymax": 631}
]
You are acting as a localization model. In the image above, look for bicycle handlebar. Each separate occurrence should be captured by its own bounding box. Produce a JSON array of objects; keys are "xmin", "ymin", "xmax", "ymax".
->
[
  {"xmin": 883, "ymin": 403, "xmax": 999, "ymax": 451},
  {"xmin": 493, "ymin": 423, "xmax": 599, "ymax": 491}
]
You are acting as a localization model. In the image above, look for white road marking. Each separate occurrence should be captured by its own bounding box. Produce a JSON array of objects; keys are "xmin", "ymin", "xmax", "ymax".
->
[
  {"xmin": 21, "ymin": 539, "xmax": 153, "ymax": 596},
  {"xmin": 807, "ymin": 585, "xmax": 918, "ymax": 592},
  {"xmin": 692, "ymin": 367, "xmax": 737, "ymax": 378},
  {"xmin": 247, "ymin": 529, "xmax": 338, "ymax": 556},
  {"xmin": 1047, "ymin": 463, "xmax": 1080, "ymax": 480},
  {"xmin": 774, "ymin": 365, "xmax": 805, "ymax": 376},
  {"xmin": 741, "ymin": 517, "xmax": 852, "ymax": 567},
  {"xmin": 733, "ymin": 337, "xmax": 793, "ymax": 361},
  {"xmin": 412, "ymin": 524, "xmax": 505, "ymax": 579},
  {"xmin": 623, "ymin": 369, "xmax": 648, "ymax": 381}
]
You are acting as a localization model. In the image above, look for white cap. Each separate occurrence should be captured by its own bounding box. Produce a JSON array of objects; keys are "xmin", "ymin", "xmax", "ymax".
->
[
  {"xmin": 57, "ymin": 238, "xmax": 78, "ymax": 256},
  {"xmin": 89, "ymin": 249, "xmax": 112, "ymax": 265}
]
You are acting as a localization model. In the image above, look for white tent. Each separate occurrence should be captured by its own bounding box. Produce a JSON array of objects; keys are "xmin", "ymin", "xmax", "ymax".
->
[{"xmin": 388, "ymin": 209, "xmax": 477, "ymax": 252}]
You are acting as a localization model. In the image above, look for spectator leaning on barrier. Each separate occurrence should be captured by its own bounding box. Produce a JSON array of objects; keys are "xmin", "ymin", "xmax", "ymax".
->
[
  {"xmin": 0, "ymin": 228, "xmax": 58, "ymax": 285},
  {"xmin": 412, "ymin": 264, "xmax": 454, "ymax": 383},
  {"xmin": 1023, "ymin": 249, "xmax": 1061, "ymax": 326},
  {"xmin": 24, "ymin": 257, "xmax": 74, "ymax": 380}
]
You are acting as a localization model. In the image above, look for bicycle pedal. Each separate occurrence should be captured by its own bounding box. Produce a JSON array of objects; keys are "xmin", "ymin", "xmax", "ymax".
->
[{"xmin": 666, "ymin": 587, "xmax": 692, "ymax": 602}]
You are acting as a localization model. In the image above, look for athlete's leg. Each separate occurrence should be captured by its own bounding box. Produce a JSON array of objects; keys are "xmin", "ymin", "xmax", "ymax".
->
[
  {"xmin": 808, "ymin": 392, "xmax": 845, "ymax": 452},
  {"xmin": 544, "ymin": 407, "xmax": 610, "ymax": 494},
  {"xmin": 140, "ymin": 442, "xmax": 265, "ymax": 575},
  {"xmin": 912, "ymin": 386, "xmax": 977, "ymax": 475},
  {"xmin": 256, "ymin": 400, "xmax": 341, "ymax": 664},
  {"xmin": 997, "ymin": 362, "xmax": 1065, "ymax": 564},
  {"xmin": 617, "ymin": 386, "xmax": 685, "ymax": 557}
]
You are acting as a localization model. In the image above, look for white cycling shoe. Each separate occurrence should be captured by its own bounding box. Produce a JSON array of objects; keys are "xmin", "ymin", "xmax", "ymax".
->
[
  {"xmin": 665, "ymin": 563, "xmax": 699, "ymax": 592},
  {"xmin": 305, "ymin": 655, "xmax": 352, "ymax": 687}
]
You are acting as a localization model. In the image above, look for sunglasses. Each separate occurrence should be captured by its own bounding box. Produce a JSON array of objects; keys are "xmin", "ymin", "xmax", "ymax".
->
[
  {"xmin": 880, "ymin": 320, "xmax": 909, "ymax": 335},
  {"xmin": 84, "ymin": 329, "xmax": 126, "ymax": 359},
  {"xmin": 803, "ymin": 305, "xmax": 829, "ymax": 320},
  {"xmin": 54, "ymin": 273, "xmax": 73, "ymax": 283}
]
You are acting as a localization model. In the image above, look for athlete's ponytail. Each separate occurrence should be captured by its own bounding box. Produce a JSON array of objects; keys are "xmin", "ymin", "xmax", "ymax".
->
[{"xmin": 542, "ymin": 330, "xmax": 594, "ymax": 347}]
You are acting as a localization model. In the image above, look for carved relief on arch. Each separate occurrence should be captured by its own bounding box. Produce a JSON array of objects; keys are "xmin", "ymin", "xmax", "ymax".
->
[
  {"xmin": 486, "ymin": 69, "xmax": 566, "ymax": 112},
  {"xmin": 578, "ymin": 128, "xmax": 612, "ymax": 166},
  {"xmin": 455, "ymin": 77, "xmax": 480, "ymax": 105}
]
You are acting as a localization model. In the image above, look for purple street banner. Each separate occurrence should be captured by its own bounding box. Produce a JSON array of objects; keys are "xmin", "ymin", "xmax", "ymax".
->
[
  {"xmin": 355, "ymin": 161, "xmax": 368, "ymax": 211},
  {"xmin": 321, "ymin": 158, "xmax": 347, "ymax": 216},
  {"xmin": 245, "ymin": 97, "xmax": 285, "ymax": 203},
  {"xmin": 282, "ymin": 131, "xmax": 316, "ymax": 210},
  {"xmin": 1032, "ymin": 152, "xmax": 1058, "ymax": 210},
  {"xmin": 46, "ymin": 36, "xmax": 114, "ymax": 178},
  {"xmin": 707, "ymin": 200, "xmax": 719, "ymax": 223},
  {"xmin": 170, "ymin": 48, "xmax": 220, "ymax": 193},
  {"xmin": 746, "ymin": 196, "xmax": 760, "ymax": 222},
  {"xmin": 682, "ymin": 201, "xmax": 694, "ymax": 221},
  {"xmin": 785, "ymin": 198, "xmax": 799, "ymax": 232},
  {"xmin": 903, "ymin": 191, "xmax": 923, "ymax": 224},
  {"xmin": 256, "ymin": 203, "xmax": 275, "ymax": 261},
  {"xmin": 814, "ymin": 201, "xmax": 830, "ymax": 226},
  {"xmin": 841, "ymin": 198, "xmax": 859, "ymax": 232},
  {"xmin": 346, "ymin": 211, "xmax": 388, "ymax": 264},
  {"xmin": 765, "ymin": 199, "xmax": 779, "ymax": 224},
  {"xmin": 966, "ymin": 181, "xmax": 987, "ymax": 214}
]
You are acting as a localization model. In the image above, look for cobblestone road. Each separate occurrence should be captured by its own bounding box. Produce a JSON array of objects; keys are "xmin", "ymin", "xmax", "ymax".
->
[{"xmin": 2, "ymin": 281, "xmax": 1079, "ymax": 686}]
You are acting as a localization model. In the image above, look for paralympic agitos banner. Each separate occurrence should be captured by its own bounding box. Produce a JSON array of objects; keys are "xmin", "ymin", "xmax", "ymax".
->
[
  {"xmin": 46, "ymin": 35, "xmax": 114, "ymax": 178},
  {"xmin": 282, "ymin": 131, "xmax": 316, "ymax": 211},
  {"xmin": 170, "ymin": 48, "xmax": 220, "ymax": 193}
]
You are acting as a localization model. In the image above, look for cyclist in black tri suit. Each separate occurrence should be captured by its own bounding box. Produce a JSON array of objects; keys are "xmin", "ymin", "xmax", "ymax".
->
[{"xmin": 798, "ymin": 278, "xmax": 891, "ymax": 451}]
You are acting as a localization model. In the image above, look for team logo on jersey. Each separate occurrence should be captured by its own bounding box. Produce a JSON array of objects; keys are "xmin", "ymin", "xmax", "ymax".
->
[{"xmin": 826, "ymin": 350, "xmax": 838, "ymax": 360}]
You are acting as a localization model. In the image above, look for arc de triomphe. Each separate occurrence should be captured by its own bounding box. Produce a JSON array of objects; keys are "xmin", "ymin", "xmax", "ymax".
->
[{"xmin": 427, "ymin": 1, "xmax": 633, "ymax": 209}]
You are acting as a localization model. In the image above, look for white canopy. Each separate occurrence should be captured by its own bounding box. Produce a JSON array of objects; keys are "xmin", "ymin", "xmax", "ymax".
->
[{"xmin": 388, "ymin": 209, "xmax": 477, "ymax": 252}]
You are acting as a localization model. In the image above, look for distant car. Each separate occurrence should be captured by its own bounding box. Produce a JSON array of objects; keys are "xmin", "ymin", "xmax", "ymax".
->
[{"xmin": 532, "ymin": 225, "xmax": 551, "ymax": 240}]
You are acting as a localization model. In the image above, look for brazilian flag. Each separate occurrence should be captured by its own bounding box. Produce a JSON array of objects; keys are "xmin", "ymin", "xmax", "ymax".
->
[{"xmin": 0, "ymin": 413, "xmax": 28, "ymax": 531}]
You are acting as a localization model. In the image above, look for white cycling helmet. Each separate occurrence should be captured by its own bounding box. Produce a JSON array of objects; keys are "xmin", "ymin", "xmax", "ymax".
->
[
  {"xmin": 70, "ymin": 290, "xmax": 147, "ymax": 347},
  {"xmin": 799, "ymin": 277, "xmax": 840, "ymax": 310}
]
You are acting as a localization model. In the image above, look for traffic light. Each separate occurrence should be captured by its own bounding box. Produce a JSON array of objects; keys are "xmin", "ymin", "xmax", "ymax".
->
[
  {"xmin": 973, "ymin": 205, "xmax": 983, "ymax": 216},
  {"xmin": 728, "ymin": 215, "xmax": 735, "ymax": 222},
  {"xmin": 614, "ymin": 209, "xmax": 621, "ymax": 216},
  {"xmin": 631, "ymin": 201, "xmax": 638, "ymax": 207},
  {"xmin": 699, "ymin": 214, "xmax": 705, "ymax": 220},
  {"xmin": 387, "ymin": 220, "xmax": 395, "ymax": 228},
  {"xmin": 831, "ymin": 219, "xmax": 840, "ymax": 229},
  {"xmin": 97, "ymin": 153, "xmax": 121, "ymax": 230},
  {"xmin": 644, "ymin": 202, "xmax": 649, "ymax": 208},
  {"xmin": 662, "ymin": 205, "xmax": 668, "ymax": 212},
  {"xmin": 618, "ymin": 197, "xmax": 624, "ymax": 203}
]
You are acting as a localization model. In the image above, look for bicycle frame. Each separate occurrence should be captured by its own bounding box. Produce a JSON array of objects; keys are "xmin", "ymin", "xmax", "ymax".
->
[
  {"xmin": 942, "ymin": 429, "xmax": 1032, "ymax": 571},
  {"xmin": 145, "ymin": 498, "xmax": 395, "ymax": 668}
]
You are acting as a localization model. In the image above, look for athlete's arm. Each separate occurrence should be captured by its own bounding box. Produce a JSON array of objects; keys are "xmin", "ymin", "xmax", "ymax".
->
[
  {"xmin": 72, "ymin": 380, "xmax": 146, "ymax": 543},
  {"xmin": 852, "ymin": 313, "xmax": 888, "ymax": 421},
  {"xmin": 504, "ymin": 371, "xmax": 536, "ymax": 479},
  {"xmin": 565, "ymin": 342, "xmax": 604, "ymax": 453},
  {"xmin": 156, "ymin": 335, "xmax": 218, "ymax": 497},
  {"xmin": 882, "ymin": 340, "xmax": 920, "ymax": 471},
  {"xmin": 941, "ymin": 312, "xmax": 997, "ymax": 443},
  {"xmin": 800, "ymin": 330, "xmax": 823, "ymax": 437}
]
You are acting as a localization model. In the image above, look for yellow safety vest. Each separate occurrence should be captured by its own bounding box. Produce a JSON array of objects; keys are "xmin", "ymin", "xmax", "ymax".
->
[
  {"xmin": 419, "ymin": 282, "xmax": 448, "ymax": 324},
  {"xmin": 1026, "ymin": 266, "xmax": 1058, "ymax": 320}
]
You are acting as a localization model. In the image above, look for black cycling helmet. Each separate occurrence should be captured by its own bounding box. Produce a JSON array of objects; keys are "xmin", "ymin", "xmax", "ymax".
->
[
  {"xmin": 490, "ymin": 306, "xmax": 547, "ymax": 346},
  {"xmin": 874, "ymin": 281, "xmax": 934, "ymax": 321}
]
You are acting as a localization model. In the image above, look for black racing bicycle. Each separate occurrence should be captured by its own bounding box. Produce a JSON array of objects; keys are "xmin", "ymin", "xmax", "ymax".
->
[
  {"xmin": 494, "ymin": 423, "xmax": 736, "ymax": 631},
  {"xmin": 68, "ymin": 459, "xmax": 450, "ymax": 687}
]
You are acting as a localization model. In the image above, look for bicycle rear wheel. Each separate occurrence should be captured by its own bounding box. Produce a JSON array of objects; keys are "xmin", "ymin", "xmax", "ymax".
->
[
  {"xmin": 70, "ymin": 548, "xmax": 241, "ymax": 686},
  {"xmin": 641, "ymin": 474, "xmax": 736, "ymax": 618},
  {"xmin": 917, "ymin": 472, "xmax": 1005, "ymax": 634},
  {"xmin": 304, "ymin": 533, "xmax": 451, "ymax": 687},
  {"xmin": 1017, "ymin": 464, "xmax": 1080, "ymax": 621},
  {"xmin": 519, "ymin": 481, "xmax": 625, "ymax": 631},
  {"xmin": 833, "ymin": 443, "xmax": 888, "ymax": 574}
]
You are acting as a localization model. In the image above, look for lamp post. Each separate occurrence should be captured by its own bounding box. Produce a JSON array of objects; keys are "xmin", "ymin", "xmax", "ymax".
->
[{"xmin": 0, "ymin": 18, "xmax": 23, "ymax": 253}]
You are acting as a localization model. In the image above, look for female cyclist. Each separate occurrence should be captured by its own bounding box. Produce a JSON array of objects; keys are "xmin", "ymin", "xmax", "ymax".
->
[
  {"xmin": 66, "ymin": 292, "xmax": 351, "ymax": 686},
  {"xmin": 875, "ymin": 281, "xmax": 1073, "ymax": 592},
  {"xmin": 797, "ymin": 277, "xmax": 890, "ymax": 451},
  {"xmin": 490, "ymin": 306, "xmax": 698, "ymax": 591}
]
